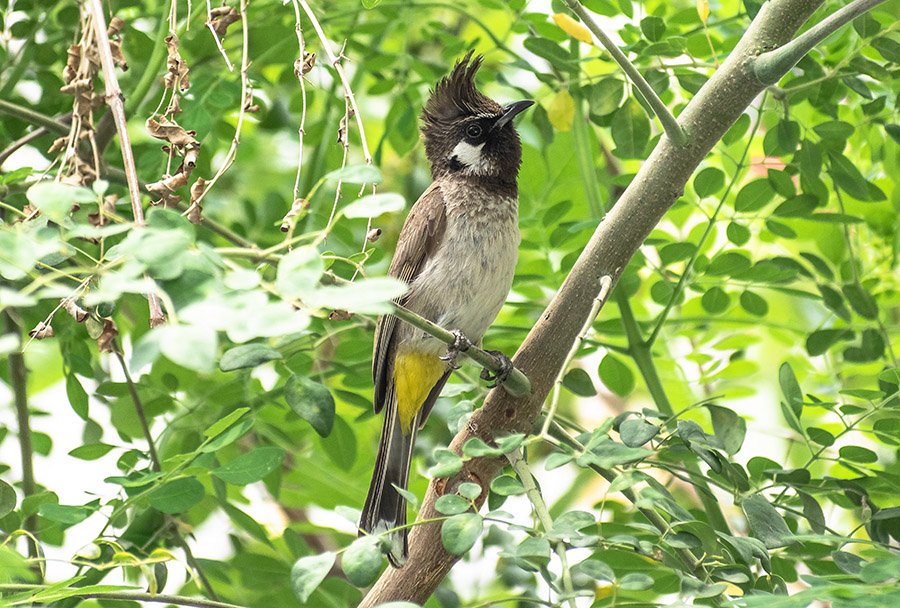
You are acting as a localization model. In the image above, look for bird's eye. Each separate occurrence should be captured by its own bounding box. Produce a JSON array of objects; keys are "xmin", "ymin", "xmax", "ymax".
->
[{"xmin": 466, "ymin": 123, "xmax": 483, "ymax": 139}]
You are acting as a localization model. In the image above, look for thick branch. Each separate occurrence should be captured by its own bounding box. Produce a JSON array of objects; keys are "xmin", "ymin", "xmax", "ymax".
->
[
  {"xmin": 754, "ymin": 0, "xmax": 886, "ymax": 84},
  {"xmin": 564, "ymin": 0, "xmax": 688, "ymax": 146},
  {"xmin": 360, "ymin": 1, "xmax": 825, "ymax": 605}
]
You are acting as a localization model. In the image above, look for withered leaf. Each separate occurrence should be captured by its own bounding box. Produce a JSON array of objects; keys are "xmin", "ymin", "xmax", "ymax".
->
[
  {"xmin": 280, "ymin": 198, "xmax": 309, "ymax": 232},
  {"xmin": 61, "ymin": 298, "xmax": 89, "ymax": 323},
  {"xmin": 29, "ymin": 322, "xmax": 54, "ymax": 340},
  {"xmin": 146, "ymin": 116, "xmax": 198, "ymax": 147},
  {"xmin": 145, "ymin": 172, "xmax": 189, "ymax": 196},
  {"xmin": 97, "ymin": 318, "xmax": 118, "ymax": 352},
  {"xmin": 208, "ymin": 6, "xmax": 241, "ymax": 37},
  {"xmin": 366, "ymin": 227, "xmax": 382, "ymax": 242}
]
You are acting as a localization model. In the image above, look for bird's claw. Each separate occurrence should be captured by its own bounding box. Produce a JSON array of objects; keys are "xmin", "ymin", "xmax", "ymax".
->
[
  {"xmin": 440, "ymin": 329, "xmax": 472, "ymax": 364},
  {"xmin": 480, "ymin": 350, "xmax": 513, "ymax": 388}
]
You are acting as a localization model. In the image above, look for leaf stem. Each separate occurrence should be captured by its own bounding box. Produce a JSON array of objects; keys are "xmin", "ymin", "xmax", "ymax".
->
[
  {"xmin": 563, "ymin": 0, "xmax": 688, "ymax": 146},
  {"xmin": 754, "ymin": 0, "xmax": 887, "ymax": 85},
  {"xmin": 508, "ymin": 449, "xmax": 578, "ymax": 608},
  {"xmin": 0, "ymin": 586, "xmax": 242, "ymax": 608}
]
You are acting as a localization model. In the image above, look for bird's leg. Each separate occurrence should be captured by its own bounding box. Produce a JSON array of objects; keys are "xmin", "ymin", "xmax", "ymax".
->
[
  {"xmin": 440, "ymin": 329, "xmax": 472, "ymax": 367},
  {"xmin": 480, "ymin": 351, "xmax": 513, "ymax": 388}
]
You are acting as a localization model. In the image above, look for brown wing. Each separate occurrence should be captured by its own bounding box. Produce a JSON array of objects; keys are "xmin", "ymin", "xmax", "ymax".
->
[{"xmin": 372, "ymin": 184, "xmax": 447, "ymax": 413}]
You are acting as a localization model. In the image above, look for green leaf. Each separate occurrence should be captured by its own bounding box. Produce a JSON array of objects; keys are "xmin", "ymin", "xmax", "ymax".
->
[
  {"xmin": 610, "ymin": 101, "xmax": 650, "ymax": 159},
  {"xmin": 739, "ymin": 291, "xmax": 768, "ymax": 316},
  {"xmin": 839, "ymin": 445, "xmax": 878, "ymax": 464},
  {"xmin": 291, "ymin": 552, "xmax": 336, "ymax": 602},
  {"xmin": 828, "ymin": 151, "xmax": 884, "ymax": 201},
  {"xmin": 204, "ymin": 407, "xmax": 251, "ymax": 439},
  {"xmin": 726, "ymin": 222, "xmax": 750, "ymax": 245},
  {"xmin": 68, "ymin": 443, "xmax": 116, "ymax": 461},
  {"xmin": 148, "ymin": 477, "xmax": 205, "ymax": 514},
  {"xmin": 212, "ymin": 447, "xmax": 285, "ymax": 485},
  {"xmin": 219, "ymin": 344, "xmax": 282, "ymax": 371},
  {"xmin": 26, "ymin": 181, "xmax": 95, "ymax": 224},
  {"xmin": 639, "ymin": 16, "xmax": 666, "ymax": 41},
  {"xmin": 778, "ymin": 362, "xmax": 803, "ymax": 421},
  {"xmin": 619, "ymin": 572, "xmax": 654, "ymax": 590},
  {"xmin": 562, "ymin": 368, "xmax": 595, "ymax": 396},
  {"xmin": 701, "ymin": 287, "xmax": 730, "ymax": 314},
  {"xmin": 276, "ymin": 246, "xmax": 324, "ymax": 299},
  {"xmin": 324, "ymin": 164, "xmax": 383, "ymax": 184},
  {"xmin": 0, "ymin": 480, "xmax": 17, "ymax": 518},
  {"xmin": 342, "ymin": 536, "xmax": 383, "ymax": 587},
  {"xmin": 38, "ymin": 503, "xmax": 94, "ymax": 525},
  {"xmin": 435, "ymin": 494, "xmax": 470, "ymax": 515},
  {"xmin": 707, "ymin": 251, "xmax": 751, "ymax": 276},
  {"xmin": 742, "ymin": 493, "xmax": 792, "ymax": 548},
  {"xmin": 618, "ymin": 417, "xmax": 659, "ymax": 447},
  {"xmin": 587, "ymin": 78, "xmax": 624, "ymax": 116},
  {"xmin": 441, "ymin": 513, "xmax": 483, "ymax": 556},
  {"xmin": 342, "ymin": 193, "xmax": 405, "ymax": 219},
  {"xmin": 458, "ymin": 482, "xmax": 482, "ymax": 500},
  {"xmin": 806, "ymin": 329, "xmax": 854, "ymax": 356},
  {"xmin": 490, "ymin": 475, "xmax": 525, "ymax": 496},
  {"xmin": 285, "ymin": 374, "xmax": 335, "ymax": 437},
  {"xmin": 734, "ymin": 179, "xmax": 775, "ymax": 212},
  {"xmin": 598, "ymin": 354, "xmax": 634, "ymax": 396},
  {"xmin": 428, "ymin": 448, "xmax": 463, "ymax": 478},
  {"xmin": 305, "ymin": 277, "xmax": 408, "ymax": 314},
  {"xmin": 841, "ymin": 283, "xmax": 878, "ymax": 319},
  {"xmin": 694, "ymin": 167, "xmax": 725, "ymax": 198},
  {"xmin": 708, "ymin": 405, "xmax": 746, "ymax": 455},
  {"xmin": 66, "ymin": 374, "xmax": 89, "ymax": 420}
]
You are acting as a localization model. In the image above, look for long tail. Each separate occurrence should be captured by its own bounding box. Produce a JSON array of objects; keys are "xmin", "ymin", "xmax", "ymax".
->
[{"xmin": 359, "ymin": 393, "xmax": 416, "ymax": 567}]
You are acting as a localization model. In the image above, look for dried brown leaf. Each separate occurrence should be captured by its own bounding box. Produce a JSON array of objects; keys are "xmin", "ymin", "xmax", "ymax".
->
[
  {"xmin": 107, "ymin": 16, "xmax": 125, "ymax": 36},
  {"xmin": 145, "ymin": 171, "xmax": 189, "ymax": 196},
  {"xmin": 208, "ymin": 6, "xmax": 241, "ymax": 37},
  {"xmin": 28, "ymin": 322, "xmax": 54, "ymax": 340},
  {"xmin": 280, "ymin": 198, "xmax": 309, "ymax": 232},
  {"xmin": 64, "ymin": 44, "xmax": 81, "ymax": 84},
  {"xmin": 97, "ymin": 318, "xmax": 118, "ymax": 352},
  {"xmin": 366, "ymin": 227, "xmax": 382, "ymax": 242},
  {"xmin": 164, "ymin": 34, "xmax": 190, "ymax": 91},
  {"xmin": 146, "ymin": 117, "xmax": 198, "ymax": 147},
  {"xmin": 294, "ymin": 51, "xmax": 316, "ymax": 80},
  {"xmin": 329, "ymin": 310, "xmax": 352, "ymax": 321},
  {"xmin": 61, "ymin": 298, "xmax": 89, "ymax": 323}
]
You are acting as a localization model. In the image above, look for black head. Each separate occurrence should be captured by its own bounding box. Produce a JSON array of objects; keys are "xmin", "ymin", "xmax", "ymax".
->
[{"xmin": 421, "ymin": 52, "xmax": 533, "ymax": 184}]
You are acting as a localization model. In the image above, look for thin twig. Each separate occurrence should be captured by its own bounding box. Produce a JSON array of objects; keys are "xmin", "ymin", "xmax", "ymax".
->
[
  {"xmin": 205, "ymin": 0, "xmax": 234, "ymax": 71},
  {"xmin": 321, "ymin": 272, "xmax": 531, "ymax": 397},
  {"xmin": 508, "ymin": 449, "xmax": 579, "ymax": 608},
  {"xmin": 564, "ymin": 0, "xmax": 688, "ymax": 145},
  {"xmin": 86, "ymin": 0, "xmax": 165, "ymax": 327},
  {"xmin": 191, "ymin": 0, "xmax": 250, "ymax": 209},
  {"xmin": 754, "ymin": 0, "xmax": 887, "ymax": 84},
  {"xmin": 539, "ymin": 276, "xmax": 611, "ymax": 437},
  {"xmin": 289, "ymin": 0, "xmax": 309, "ymax": 203},
  {"xmin": 0, "ymin": 586, "xmax": 243, "ymax": 608}
]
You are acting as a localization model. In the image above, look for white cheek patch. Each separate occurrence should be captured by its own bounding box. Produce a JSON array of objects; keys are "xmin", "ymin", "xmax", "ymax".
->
[{"xmin": 450, "ymin": 141, "xmax": 485, "ymax": 167}]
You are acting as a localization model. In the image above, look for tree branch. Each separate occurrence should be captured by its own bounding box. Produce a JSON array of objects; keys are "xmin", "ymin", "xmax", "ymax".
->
[
  {"xmin": 322, "ymin": 272, "xmax": 531, "ymax": 397},
  {"xmin": 563, "ymin": 0, "xmax": 688, "ymax": 146},
  {"xmin": 754, "ymin": 0, "xmax": 887, "ymax": 84},
  {"xmin": 86, "ymin": 0, "xmax": 165, "ymax": 327},
  {"xmin": 360, "ymin": 0, "xmax": 826, "ymax": 604},
  {"xmin": 3, "ymin": 313, "xmax": 40, "ymax": 578}
]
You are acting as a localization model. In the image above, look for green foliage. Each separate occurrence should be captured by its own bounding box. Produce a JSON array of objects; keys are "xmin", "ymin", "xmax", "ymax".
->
[{"xmin": 0, "ymin": 0, "xmax": 897, "ymax": 607}]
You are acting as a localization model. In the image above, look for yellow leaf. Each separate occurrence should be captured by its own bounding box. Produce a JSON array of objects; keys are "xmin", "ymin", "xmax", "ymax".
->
[
  {"xmin": 553, "ymin": 13, "xmax": 593, "ymax": 45},
  {"xmin": 697, "ymin": 0, "xmax": 710, "ymax": 23},
  {"xmin": 548, "ymin": 90, "xmax": 575, "ymax": 132}
]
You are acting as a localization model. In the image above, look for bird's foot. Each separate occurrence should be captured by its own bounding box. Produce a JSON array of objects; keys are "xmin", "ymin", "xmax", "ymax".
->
[
  {"xmin": 440, "ymin": 329, "xmax": 472, "ymax": 365},
  {"xmin": 480, "ymin": 351, "xmax": 513, "ymax": 388}
]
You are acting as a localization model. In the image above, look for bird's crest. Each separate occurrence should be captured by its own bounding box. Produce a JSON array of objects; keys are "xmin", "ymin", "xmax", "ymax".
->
[{"xmin": 422, "ymin": 51, "xmax": 501, "ymax": 127}]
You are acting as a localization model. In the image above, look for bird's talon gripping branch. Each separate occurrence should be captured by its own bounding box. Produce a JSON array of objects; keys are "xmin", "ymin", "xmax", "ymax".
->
[
  {"xmin": 440, "ymin": 329, "xmax": 472, "ymax": 363},
  {"xmin": 481, "ymin": 350, "xmax": 513, "ymax": 388}
]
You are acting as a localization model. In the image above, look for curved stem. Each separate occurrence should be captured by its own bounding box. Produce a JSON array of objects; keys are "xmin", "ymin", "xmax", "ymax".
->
[
  {"xmin": 563, "ymin": 0, "xmax": 688, "ymax": 145},
  {"xmin": 754, "ymin": 0, "xmax": 887, "ymax": 84}
]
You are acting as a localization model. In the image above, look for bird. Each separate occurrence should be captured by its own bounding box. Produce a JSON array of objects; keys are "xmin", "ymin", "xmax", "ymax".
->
[{"xmin": 359, "ymin": 51, "xmax": 533, "ymax": 567}]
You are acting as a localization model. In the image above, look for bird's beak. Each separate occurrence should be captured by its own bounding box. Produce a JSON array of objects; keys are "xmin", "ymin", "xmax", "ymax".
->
[{"xmin": 492, "ymin": 99, "xmax": 534, "ymax": 132}]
